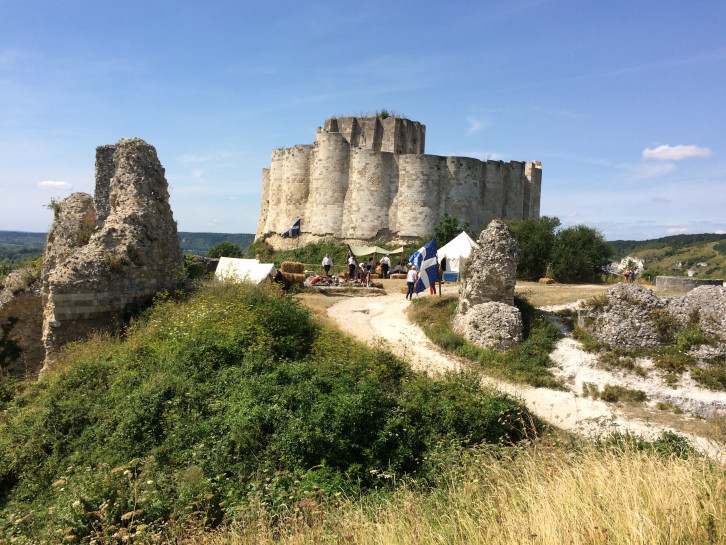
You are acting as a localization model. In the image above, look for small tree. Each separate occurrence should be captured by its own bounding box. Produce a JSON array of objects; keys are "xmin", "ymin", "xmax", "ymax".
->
[
  {"xmin": 506, "ymin": 216, "xmax": 561, "ymax": 280},
  {"xmin": 207, "ymin": 241, "xmax": 244, "ymax": 259},
  {"xmin": 550, "ymin": 225, "xmax": 612, "ymax": 283},
  {"xmin": 433, "ymin": 212, "xmax": 470, "ymax": 247}
]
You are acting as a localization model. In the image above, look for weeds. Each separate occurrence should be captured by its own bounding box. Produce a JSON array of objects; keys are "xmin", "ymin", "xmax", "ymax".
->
[
  {"xmin": 409, "ymin": 295, "xmax": 564, "ymax": 389},
  {"xmin": 0, "ymin": 281, "xmax": 540, "ymax": 541},
  {"xmin": 600, "ymin": 384, "xmax": 647, "ymax": 403}
]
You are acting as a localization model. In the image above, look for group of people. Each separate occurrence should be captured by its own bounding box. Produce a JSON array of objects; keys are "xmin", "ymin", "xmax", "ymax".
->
[
  {"xmin": 321, "ymin": 251, "xmax": 443, "ymax": 299},
  {"xmin": 321, "ymin": 253, "xmax": 398, "ymax": 280}
]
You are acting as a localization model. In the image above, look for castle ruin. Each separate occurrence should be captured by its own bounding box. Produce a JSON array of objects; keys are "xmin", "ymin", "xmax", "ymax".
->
[
  {"xmin": 0, "ymin": 138, "xmax": 184, "ymax": 376},
  {"xmin": 256, "ymin": 116, "xmax": 542, "ymax": 248}
]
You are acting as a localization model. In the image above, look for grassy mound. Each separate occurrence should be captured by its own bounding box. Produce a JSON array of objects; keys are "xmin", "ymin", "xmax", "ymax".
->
[
  {"xmin": 408, "ymin": 295, "xmax": 564, "ymax": 389},
  {"xmin": 0, "ymin": 282, "xmax": 540, "ymax": 541}
]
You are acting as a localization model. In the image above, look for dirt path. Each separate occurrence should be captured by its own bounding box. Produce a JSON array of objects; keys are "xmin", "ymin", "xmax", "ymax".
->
[{"xmin": 327, "ymin": 287, "xmax": 725, "ymax": 461}]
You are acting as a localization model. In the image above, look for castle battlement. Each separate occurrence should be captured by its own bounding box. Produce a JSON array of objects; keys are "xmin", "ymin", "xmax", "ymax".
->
[{"xmin": 256, "ymin": 116, "xmax": 541, "ymax": 248}]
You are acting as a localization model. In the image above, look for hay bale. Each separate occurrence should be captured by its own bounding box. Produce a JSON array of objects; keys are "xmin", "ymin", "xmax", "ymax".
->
[
  {"xmin": 281, "ymin": 271, "xmax": 305, "ymax": 286},
  {"xmin": 538, "ymin": 277, "xmax": 555, "ymax": 285},
  {"xmin": 370, "ymin": 273, "xmax": 380, "ymax": 279},
  {"xmin": 400, "ymin": 285, "xmax": 409, "ymax": 294},
  {"xmin": 391, "ymin": 273, "xmax": 407, "ymax": 279},
  {"xmin": 281, "ymin": 261, "xmax": 304, "ymax": 274}
]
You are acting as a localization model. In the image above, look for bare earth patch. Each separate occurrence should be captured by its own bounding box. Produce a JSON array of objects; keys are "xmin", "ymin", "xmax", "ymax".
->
[{"xmin": 316, "ymin": 280, "xmax": 726, "ymax": 461}]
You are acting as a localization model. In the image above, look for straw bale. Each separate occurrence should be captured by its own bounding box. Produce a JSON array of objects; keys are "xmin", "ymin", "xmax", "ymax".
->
[
  {"xmin": 281, "ymin": 271, "xmax": 305, "ymax": 286},
  {"xmin": 281, "ymin": 261, "xmax": 305, "ymax": 274},
  {"xmin": 538, "ymin": 277, "xmax": 555, "ymax": 285},
  {"xmin": 391, "ymin": 274, "xmax": 407, "ymax": 279},
  {"xmin": 400, "ymin": 285, "xmax": 409, "ymax": 294}
]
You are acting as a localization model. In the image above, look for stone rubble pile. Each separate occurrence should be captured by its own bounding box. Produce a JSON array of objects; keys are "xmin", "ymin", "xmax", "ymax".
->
[
  {"xmin": 578, "ymin": 283, "xmax": 726, "ymax": 355},
  {"xmin": 453, "ymin": 220, "xmax": 523, "ymax": 351}
]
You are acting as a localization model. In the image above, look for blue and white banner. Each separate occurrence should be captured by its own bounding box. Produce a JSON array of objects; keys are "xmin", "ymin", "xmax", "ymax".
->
[
  {"xmin": 282, "ymin": 218, "xmax": 301, "ymax": 238},
  {"xmin": 409, "ymin": 238, "xmax": 438, "ymax": 293}
]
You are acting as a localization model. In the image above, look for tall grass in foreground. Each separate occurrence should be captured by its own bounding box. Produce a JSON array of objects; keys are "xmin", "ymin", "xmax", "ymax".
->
[{"xmin": 183, "ymin": 442, "xmax": 726, "ymax": 544}]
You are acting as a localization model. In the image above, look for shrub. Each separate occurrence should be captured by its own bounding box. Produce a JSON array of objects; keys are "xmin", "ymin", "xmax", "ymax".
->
[
  {"xmin": 600, "ymin": 384, "xmax": 647, "ymax": 403},
  {"xmin": 207, "ymin": 241, "xmax": 244, "ymax": 259},
  {"xmin": 0, "ymin": 281, "xmax": 539, "ymax": 540}
]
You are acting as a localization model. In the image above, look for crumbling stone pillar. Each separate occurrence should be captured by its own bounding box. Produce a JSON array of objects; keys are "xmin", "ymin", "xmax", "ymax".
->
[{"xmin": 453, "ymin": 220, "xmax": 523, "ymax": 351}]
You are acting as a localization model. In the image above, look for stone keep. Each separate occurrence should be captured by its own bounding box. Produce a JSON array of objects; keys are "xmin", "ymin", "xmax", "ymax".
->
[{"xmin": 256, "ymin": 116, "xmax": 542, "ymax": 248}]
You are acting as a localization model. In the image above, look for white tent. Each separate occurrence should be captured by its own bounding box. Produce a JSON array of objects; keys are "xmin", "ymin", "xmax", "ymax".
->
[
  {"xmin": 214, "ymin": 257, "xmax": 277, "ymax": 284},
  {"xmin": 437, "ymin": 231, "xmax": 479, "ymax": 273}
]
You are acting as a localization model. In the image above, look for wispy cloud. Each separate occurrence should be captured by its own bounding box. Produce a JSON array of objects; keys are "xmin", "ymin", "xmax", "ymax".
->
[
  {"xmin": 666, "ymin": 226, "xmax": 690, "ymax": 234},
  {"xmin": 620, "ymin": 161, "xmax": 676, "ymax": 180},
  {"xmin": 179, "ymin": 151, "xmax": 232, "ymax": 165},
  {"xmin": 642, "ymin": 144, "xmax": 712, "ymax": 161},
  {"xmin": 466, "ymin": 115, "xmax": 491, "ymax": 134},
  {"xmin": 38, "ymin": 180, "xmax": 72, "ymax": 189}
]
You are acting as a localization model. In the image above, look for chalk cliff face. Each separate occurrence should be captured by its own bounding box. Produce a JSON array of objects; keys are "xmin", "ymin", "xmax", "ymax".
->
[
  {"xmin": 40, "ymin": 138, "xmax": 184, "ymax": 371},
  {"xmin": 256, "ymin": 116, "xmax": 542, "ymax": 249}
]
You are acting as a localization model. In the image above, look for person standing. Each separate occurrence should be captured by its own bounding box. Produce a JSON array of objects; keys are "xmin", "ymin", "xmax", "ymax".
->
[
  {"xmin": 605, "ymin": 261, "xmax": 612, "ymax": 283},
  {"xmin": 380, "ymin": 254, "xmax": 391, "ymax": 278},
  {"xmin": 322, "ymin": 254, "xmax": 333, "ymax": 276},
  {"xmin": 348, "ymin": 254, "xmax": 357, "ymax": 280},
  {"xmin": 405, "ymin": 266, "xmax": 417, "ymax": 300}
]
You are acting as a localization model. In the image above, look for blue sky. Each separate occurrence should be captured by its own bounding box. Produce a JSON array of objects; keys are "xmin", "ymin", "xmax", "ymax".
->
[{"xmin": 1, "ymin": 0, "xmax": 724, "ymax": 240}]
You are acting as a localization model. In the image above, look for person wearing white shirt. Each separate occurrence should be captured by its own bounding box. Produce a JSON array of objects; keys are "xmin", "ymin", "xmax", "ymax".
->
[
  {"xmin": 405, "ymin": 266, "xmax": 417, "ymax": 299},
  {"xmin": 322, "ymin": 254, "xmax": 333, "ymax": 275},
  {"xmin": 380, "ymin": 255, "xmax": 391, "ymax": 278}
]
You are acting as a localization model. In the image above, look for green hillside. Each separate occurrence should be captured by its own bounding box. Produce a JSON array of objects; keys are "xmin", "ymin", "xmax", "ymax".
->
[
  {"xmin": 0, "ymin": 282, "xmax": 538, "ymax": 540},
  {"xmin": 610, "ymin": 234, "xmax": 726, "ymax": 279},
  {"xmin": 0, "ymin": 231, "xmax": 255, "ymax": 265}
]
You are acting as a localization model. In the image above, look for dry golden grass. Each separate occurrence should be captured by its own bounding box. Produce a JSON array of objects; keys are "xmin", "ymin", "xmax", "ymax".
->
[
  {"xmin": 514, "ymin": 281, "xmax": 611, "ymax": 307},
  {"xmin": 180, "ymin": 443, "xmax": 726, "ymax": 545}
]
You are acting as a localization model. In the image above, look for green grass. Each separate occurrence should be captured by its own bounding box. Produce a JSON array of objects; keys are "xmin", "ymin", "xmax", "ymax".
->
[
  {"xmin": 0, "ymin": 281, "xmax": 541, "ymax": 542},
  {"xmin": 409, "ymin": 295, "xmax": 565, "ymax": 389}
]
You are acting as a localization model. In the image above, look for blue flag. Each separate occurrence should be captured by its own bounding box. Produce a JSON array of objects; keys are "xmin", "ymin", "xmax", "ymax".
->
[
  {"xmin": 409, "ymin": 238, "xmax": 438, "ymax": 294},
  {"xmin": 282, "ymin": 218, "xmax": 301, "ymax": 238}
]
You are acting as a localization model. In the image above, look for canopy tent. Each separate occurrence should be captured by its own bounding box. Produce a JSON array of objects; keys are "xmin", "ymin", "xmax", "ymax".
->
[
  {"xmin": 437, "ymin": 231, "xmax": 479, "ymax": 272},
  {"xmin": 215, "ymin": 257, "xmax": 277, "ymax": 284},
  {"xmin": 348, "ymin": 245, "xmax": 405, "ymax": 257}
]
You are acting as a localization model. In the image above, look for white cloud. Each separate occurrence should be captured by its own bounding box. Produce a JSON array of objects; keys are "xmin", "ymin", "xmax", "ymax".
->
[
  {"xmin": 38, "ymin": 180, "xmax": 72, "ymax": 189},
  {"xmin": 666, "ymin": 227, "xmax": 690, "ymax": 234},
  {"xmin": 621, "ymin": 161, "xmax": 676, "ymax": 180},
  {"xmin": 466, "ymin": 115, "xmax": 491, "ymax": 134},
  {"xmin": 642, "ymin": 145, "xmax": 712, "ymax": 161}
]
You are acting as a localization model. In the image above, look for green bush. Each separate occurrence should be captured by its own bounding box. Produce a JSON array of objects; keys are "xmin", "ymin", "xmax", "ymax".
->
[
  {"xmin": 505, "ymin": 216, "xmax": 560, "ymax": 280},
  {"xmin": 550, "ymin": 225, "xmax": 613, "ymax": 283},
  {"xmin": 0, "ymin": 281, "xmax": 539, "ymax": 540},
  {"xmin": 206, "ymin": 241, "xmax": 244, "ymax": 258}
]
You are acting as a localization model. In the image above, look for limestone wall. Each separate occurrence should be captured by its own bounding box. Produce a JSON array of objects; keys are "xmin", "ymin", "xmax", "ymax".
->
[
  {"xmin": 655, "ymin": 276, "xmax": 724, "ymax": 292},
  {"xmin": 256, "ymin": 116, "xmax": 541, "ymax": 248},
  {"xmin": 94, "ymin": 145, "xmax": 115, "ymax": 226}
]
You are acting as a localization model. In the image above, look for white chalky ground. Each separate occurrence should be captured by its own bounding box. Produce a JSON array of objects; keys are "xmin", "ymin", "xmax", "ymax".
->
[{"xmin": 327, "ymin": 286, "xmax": 726, "ymax": 461}]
